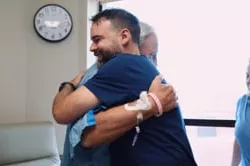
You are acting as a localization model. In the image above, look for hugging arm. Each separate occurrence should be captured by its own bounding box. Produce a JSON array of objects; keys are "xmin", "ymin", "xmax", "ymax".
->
[
  {"xmin": 82, "ymin": 75, "xmax": 178, "ymax": 147},
  {"xmin": 52, "ymin": 84, "xmax": 101, "ymax": 124}
]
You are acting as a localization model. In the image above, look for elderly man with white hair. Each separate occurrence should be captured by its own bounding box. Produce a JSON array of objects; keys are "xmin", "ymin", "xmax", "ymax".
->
[{"xmin": 139, "ymin": 22, "xmax": 158, "ymax": 65}]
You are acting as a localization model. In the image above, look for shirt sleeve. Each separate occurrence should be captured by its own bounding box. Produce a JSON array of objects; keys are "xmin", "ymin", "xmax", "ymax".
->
[
  {"xmin": 84, "ymin": 56, "xmax": 157, "ymax": 107},
  {"xmin": 235, "ymin": 95, "xmax": 247, "ymax": 120},
  {"xmin": 77, "ymin": 63, "xmax": 98, "ymax": 87},
  {"xmin": 69, "ymin": 110, "xmax": 97, "ymax": 148}
]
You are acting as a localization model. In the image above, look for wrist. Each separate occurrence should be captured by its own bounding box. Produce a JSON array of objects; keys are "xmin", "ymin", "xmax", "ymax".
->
[
  {"xmin": 59, "ymin": 82, "xmax": 76, "ymax": 92},
  {"xmin": 148, "ymin": 93, "xmax": 163, "ymax": 117},
  {"xmin": 124, "ymin": 91, "xmax": 152, "ymax": 111},
  {"xmin": 70, "ymin": 80, "xmax": 78, "ymax": 87},
  {"xmin": 139, "ymin": 97, "xmax": 155, "ymax": 119},
  {"xmin": 148, "ymin": 96, "xmax": 156, "ymax": 113}
]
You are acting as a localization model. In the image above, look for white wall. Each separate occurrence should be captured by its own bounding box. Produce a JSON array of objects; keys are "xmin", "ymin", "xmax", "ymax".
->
[
  {"xmin": 104, "ymin": 1, "xmax": 250, "ymax": 165},
  {"xmin": 105, "ymin": 0, "xmax": 250, "ymax": 120},
  {"xmin": 0, "ymin": 0, "xmax": 98, "ymax": 154}
]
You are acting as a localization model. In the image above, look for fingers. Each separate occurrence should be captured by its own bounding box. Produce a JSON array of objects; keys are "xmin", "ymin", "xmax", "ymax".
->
[
  {"xmin": 161, "ymin": 86, "xmax": 178, "ymax": 112},
  {"xmin": 149, "ymin": 77, "xmax": 179, "ymax": 113},
  {"xmin": 162, "ymin": 94, "xmax": 178, "ymax": 112},
  {"xmin": 164, "ymin": 101, "xmax": 178, "ymax": 112},
  {"xmin": 164, "ymin": 85, "xmax": 175, "ymax": 97},
  {"xmin": 168, "ymin": 87, "xmax": 178, "ymax": 103},
  {"xmin": 71, "ymin": 70, "xmax": 86, "ymax": 86}
]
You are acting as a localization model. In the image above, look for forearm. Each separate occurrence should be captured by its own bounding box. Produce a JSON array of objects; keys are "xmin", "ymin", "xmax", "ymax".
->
[
  {"xmin": 52, "ymin": 84, "xmax": 74, "ymax": 124},
  {"xmin": 231, "ymin": 139, "xmax": 241, "ymax": 166},
  {"xmin": 82, "ymin": 98, "xmax": 156, "ymax": 148},
  {"xmin": 52, "ymin": 84, "xmax": 98, "ymax": 124},
  {"xmin": 81, "ymin": 76, "xmax": 178, "ymax": 148}
]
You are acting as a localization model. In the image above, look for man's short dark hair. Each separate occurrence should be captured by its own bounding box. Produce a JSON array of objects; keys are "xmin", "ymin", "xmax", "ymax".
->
[{"xmin": 91, "ymin": 8, "xmax": 140, "ymax": 45}]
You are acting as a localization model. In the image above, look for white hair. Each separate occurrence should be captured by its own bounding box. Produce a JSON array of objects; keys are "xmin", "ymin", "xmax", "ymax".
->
[{"xmin": 139, "ymin": 22, "xmax": 156, "ymax": 47}]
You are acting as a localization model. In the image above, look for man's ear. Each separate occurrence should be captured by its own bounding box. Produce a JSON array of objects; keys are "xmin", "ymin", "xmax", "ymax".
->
[{"xmin": 120, "ymin": 28, "xmax": 131, "ymax": 46}]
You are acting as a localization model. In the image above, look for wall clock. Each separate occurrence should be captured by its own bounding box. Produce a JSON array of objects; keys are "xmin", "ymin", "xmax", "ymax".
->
[{"xmin": 33, "ymin": 4, "xmax": 73, "ymax": 42}]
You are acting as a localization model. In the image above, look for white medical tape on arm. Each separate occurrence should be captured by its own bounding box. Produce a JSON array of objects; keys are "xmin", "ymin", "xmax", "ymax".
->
[{"xmin": 124, "ymin": 91, "xmax": 152, "ymax": 111}]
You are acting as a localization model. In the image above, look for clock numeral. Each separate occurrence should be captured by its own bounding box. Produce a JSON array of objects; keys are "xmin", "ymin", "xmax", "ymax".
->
[
  {"xmin": 64, "ymin": 14, "xmax": 68, "ymax": 19},
  {"xmin": 45, "ymin": 7, "xmax": 49, "ymax": 13},
  {"xmin": 67, "ymin": 21, "xmax": 71, "ymax": 27},
  {"xmin": 64, "ymin": 28, "xmax": 68, "ymax": 33},
  {"xmin": 39, "ymin": 25, "xmax": 45, "ymax": 31},
  {"xmin": 58, "ymin": 33, "xmax": 62, "ymax": 38},
  {"xmin": 38, "ymin": 13, "xmax": 44, "ymax": 17},
  {"xmin": 36, "ymin": 19, "xmax": 40, "ymax": 24},
  {"xmin": 51, "ymin": 34, "xmax": 55, "ymax": 39},
  {"xmin": 51, "ymin": 6, "xmax": 56, "ymax": 12}
]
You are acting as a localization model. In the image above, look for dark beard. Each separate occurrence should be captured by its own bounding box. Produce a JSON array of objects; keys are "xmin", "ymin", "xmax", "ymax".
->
[
  {"xmin": 95, "ymin": 49, "xmax": 121, "ymax": 65},
  {"xmin": 102, "ymin": 53, "xmax": 114, "ymax": 64}
]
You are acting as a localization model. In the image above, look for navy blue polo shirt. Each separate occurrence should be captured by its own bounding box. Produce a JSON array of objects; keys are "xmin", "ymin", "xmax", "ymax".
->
[{"xmin": 85, "ymin": 54, "xmax": 197, "ymax": 166}]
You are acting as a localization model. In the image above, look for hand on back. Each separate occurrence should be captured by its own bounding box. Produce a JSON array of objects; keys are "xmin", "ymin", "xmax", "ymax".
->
[{"xmin": 149, "ymin": 75, "xmax": 178, "ymax": 112}]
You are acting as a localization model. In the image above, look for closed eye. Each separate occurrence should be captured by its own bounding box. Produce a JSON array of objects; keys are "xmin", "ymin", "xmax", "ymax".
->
[{"xmin": 91, "ymin": 36, "xmax": 102, "ymax": 44}]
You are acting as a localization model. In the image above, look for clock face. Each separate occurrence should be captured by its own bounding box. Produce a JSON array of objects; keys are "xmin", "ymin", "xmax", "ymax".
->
[{"xmin": 33, "ymin": 4, "xmax": 73, "ymax": 42}]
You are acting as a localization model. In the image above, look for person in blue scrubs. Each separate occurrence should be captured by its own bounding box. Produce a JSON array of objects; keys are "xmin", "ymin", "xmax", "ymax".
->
[
  {"xmin": 232, "ymin": 61, "xmax": 250, "ymax": 166},
  {"xmin": 60, "ymin": 21, "xmax": 166, "ymax": 166},
  {"xmin": 53, "ymin": 9, "xmax": 197, "ymax": 166}
]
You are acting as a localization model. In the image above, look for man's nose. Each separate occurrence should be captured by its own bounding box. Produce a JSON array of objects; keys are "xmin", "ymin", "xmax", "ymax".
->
[{"xmin": 90, "ymin": 43, "xmax": 97, "ymax": 52}]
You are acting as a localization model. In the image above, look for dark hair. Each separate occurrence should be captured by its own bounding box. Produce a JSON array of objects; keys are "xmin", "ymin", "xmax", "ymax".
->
[{"xmin": 90, "ymin": 8, "xmax": 140, "ymax": 45}]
